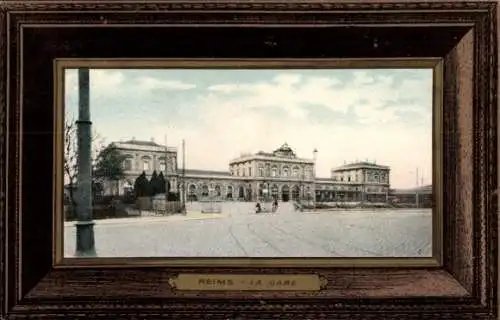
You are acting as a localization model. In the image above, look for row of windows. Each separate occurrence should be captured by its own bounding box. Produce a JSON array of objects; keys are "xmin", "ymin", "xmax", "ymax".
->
[
  {"xmin": 333, "ymin": 174, "xmax": 388, "ymax": 183},
  {"xmin": 123, "ymin": 158, "xmax": 168, "ymax": 172},
  {"xmin": 319, "ymin": 186, "xmax": 388, "ymax": 192},
  {"xmin": 232, "ymin": 165, "xmax": 312, "ymax": 178}
]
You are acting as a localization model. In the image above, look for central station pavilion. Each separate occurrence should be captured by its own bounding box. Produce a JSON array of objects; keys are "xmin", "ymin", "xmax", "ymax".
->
[{"xmin": 107, "ymin": 139, "xmax": 391, "ymax": 203}]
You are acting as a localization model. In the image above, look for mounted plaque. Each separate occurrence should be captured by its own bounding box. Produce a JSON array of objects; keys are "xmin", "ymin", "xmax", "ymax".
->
[{"xmin": 169, "ymin": 274, "xmax": 326, "ymax": 291}]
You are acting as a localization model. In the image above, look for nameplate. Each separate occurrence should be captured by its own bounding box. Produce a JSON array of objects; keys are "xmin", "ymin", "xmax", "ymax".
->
[{"xmin": 168, "ymin": 274, "xmax": 325, "ymax": 291}]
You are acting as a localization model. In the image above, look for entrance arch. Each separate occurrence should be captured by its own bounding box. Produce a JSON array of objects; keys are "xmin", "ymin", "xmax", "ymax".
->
[
  {"xmin": 271, "ymin": 184, "xmax": 279, "ymax": 200},
  {"xmin": 188, "ymin": 184, "xmax": 197, "ymax": 201},
  {"xmin": 238, "ymin": 186, "xmax": 245, "ymax": 199},
  {"xmin": 258, "ymin": 184, "xmax": 265, "ymax": 197},
  {"xmin": 292, "ymin": 185, "xmax": 300, "ymax": 200},
  {"xmin": 226, "ymin": 185, "xmax": 233, "ymax": 200},
  {"xmin": 201, "ymin": 184, "xmax": 209, "ymax": 197},
  {"xmin": 281, "ymin": 185, "xmax": 290, "ymax": 202},
  {"xmin": 215, "ymin": 185, "xmax": 222, "ymax": 198}
]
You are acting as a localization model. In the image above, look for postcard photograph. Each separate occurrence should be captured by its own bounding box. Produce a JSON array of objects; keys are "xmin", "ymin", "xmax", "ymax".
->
[{"xmin": 60, "ymin": 62, "xmax": 436, "ymax": 259}]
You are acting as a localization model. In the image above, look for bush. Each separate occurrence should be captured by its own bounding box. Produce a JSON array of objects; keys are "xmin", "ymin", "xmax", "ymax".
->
[
  {"xmin": 134, "ymin": 171, "xmax": 152, "ymax": 197},
  {"xmin": 167, "ymin": 192, "xmax": 179, "ymax": 201},
  {"xmin": 64, "ymin": 203, "xmax": 129, "ymax": 221},
  {"xmin": 149, "ymin": 171, "xmax": 161, "ymax": 196},
  {"xmin": 157, "ymin": 171, "xmax": 167, "ymax": 194}
]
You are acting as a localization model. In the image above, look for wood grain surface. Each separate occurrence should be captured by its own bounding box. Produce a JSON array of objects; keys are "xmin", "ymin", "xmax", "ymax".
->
[{"xmin": 0, "ymin": 1, "xmax": 497, "ymax": 319}]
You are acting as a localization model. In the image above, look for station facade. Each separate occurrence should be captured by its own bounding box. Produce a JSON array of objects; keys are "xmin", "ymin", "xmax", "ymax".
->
[{"xmin": 106, "ymin": 139, "xmax": 393, "ymax": 203}]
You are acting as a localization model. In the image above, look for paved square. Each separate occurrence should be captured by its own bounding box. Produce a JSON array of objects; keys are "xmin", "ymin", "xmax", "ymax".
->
[{"xmin": 64, "ymin": 202, "xmax": 432, "ymax": 258}]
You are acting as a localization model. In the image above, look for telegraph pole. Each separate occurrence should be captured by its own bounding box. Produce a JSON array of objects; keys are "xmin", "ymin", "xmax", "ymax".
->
[
  {"xmin": 164, "ymin": 135, "xmax": 168, "ymax": 206},
  {"xmin": 181, "ymin": 139, "xmax": 186, "ymax": 214},
  {"xmin": 75, "ymin": 68, "xmax": 96, "ymax": 257},
  {"xmin": 415, "ymin": 167, "xmax": 420, "ymax": 208}
]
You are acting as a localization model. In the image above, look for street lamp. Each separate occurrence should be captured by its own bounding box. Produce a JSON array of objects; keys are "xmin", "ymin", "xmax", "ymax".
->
[
  {"xmin": 409, "ymin": 168, "xmax": 420, "ymax": 208},
  {"xmin": 312, "ymin": 148, "xmax": 318, "ymax": 204},
  {"xmin": 75, "ymin": 68, "xmax": 96, "ymax": 257},
  {"xmin": 181, "ymin": 139, "xmax": 186, "ymax": 214}
]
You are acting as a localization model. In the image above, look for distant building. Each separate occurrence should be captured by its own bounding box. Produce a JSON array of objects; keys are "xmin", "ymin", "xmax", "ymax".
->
[
  {"xmin": 102, "ymin": 138, "xmax": 178, "ymax": 196},
  {"xmin": 226, "ymin": 143, "xmax": 315, "ymax": 201},
  {"xmin": 389, "ymin": 185, "xmax": 432, "ymax": 208},
  {"xmin": 328, "ymin": 161, "xmax": 391, "ymax": 203},
  {"xmin": 101, "ymin": 139, "xmax": 394, "ymax": 203}
]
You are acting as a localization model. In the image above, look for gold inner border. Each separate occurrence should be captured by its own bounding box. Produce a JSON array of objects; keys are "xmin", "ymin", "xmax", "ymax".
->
[{"xmin": 52, "ymin": 58, "xmax": 443, "ymax": 268}]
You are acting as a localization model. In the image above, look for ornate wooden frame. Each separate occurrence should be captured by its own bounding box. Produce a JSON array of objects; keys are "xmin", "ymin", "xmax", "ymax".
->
[{"xmin": 0, "ymin": 1, "xmax": 498, "ymax": 319}]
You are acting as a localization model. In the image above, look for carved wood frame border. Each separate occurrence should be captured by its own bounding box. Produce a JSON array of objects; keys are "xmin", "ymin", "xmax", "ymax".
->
[{"xmin": 0, "ymin": 1, "xmax": 498, "ymax": 319}]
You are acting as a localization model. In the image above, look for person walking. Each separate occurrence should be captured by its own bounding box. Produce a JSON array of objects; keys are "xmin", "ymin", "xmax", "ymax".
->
[{"xmin": 272, "ymin": 198, "xmax": 278, "ymax": 213}]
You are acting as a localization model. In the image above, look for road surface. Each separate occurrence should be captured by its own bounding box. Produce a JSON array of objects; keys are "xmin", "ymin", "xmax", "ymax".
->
[{"xmin": 64, "ymin": 202, "xmax": 432, "ymax": 258}]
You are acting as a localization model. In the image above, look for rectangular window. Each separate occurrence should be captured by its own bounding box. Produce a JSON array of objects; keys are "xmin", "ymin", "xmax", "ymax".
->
[
  {"xmin": 124, "ymin": 159, "xmax": 132, "ymax": 171},
  {"xmin": 249, "ymin": 167, "xmax": 252, "ymax": 176},
  {"xmin": 143, "ymin": 161, "xmax": 150, "ymax": 171},
  {"xmin": 159, "ymin": 162, "xmax": 166, "ymax": 172}
]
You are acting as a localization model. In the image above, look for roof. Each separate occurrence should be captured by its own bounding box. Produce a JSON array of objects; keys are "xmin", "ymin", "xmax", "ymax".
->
[
  {"xmin": 230, "ymin": 143, "xmax": 314, "ymax": 164},
  {"xmin": 315, "ymin": 177, "xmax": 334, "ymax": 182},
  {"xmin": 185, "ymin": 169, "xmax": 232, "ymax": 177},
  {"xmin": 111, "ymin": 140, "xmax": 177, "ymax": 153},
  {"xmin": 256, "ymin": 151, "xmax": 274, "ymax": 156},
  {"xmin": 272, "ymin": 142, "xmax": 296, "ymax": 157},
  {"xmin": 332, "ymin": 161, "xmax": 390, "ymax": 171},
  {"xmin": 121, "ymin": 140, "xmax": 161, "ymax": 147}
]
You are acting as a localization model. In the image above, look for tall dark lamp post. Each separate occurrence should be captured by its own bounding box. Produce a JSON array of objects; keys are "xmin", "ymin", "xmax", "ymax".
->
[
  {"xmin": 313, "ymin": 148, "xmax": 318, "ymax": 204},
  {"xmin": 181, "ymin": 139, "xmax": 186, "ymax": 214},
  {"xmin": 75, "ymin": 68, "xmax": 96, "ymax": 257}
]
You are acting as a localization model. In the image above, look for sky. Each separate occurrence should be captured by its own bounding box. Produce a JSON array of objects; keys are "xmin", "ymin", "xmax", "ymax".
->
[{"xmin": 64, "ymin": 67, "xmax": 434, "ymax": 189}]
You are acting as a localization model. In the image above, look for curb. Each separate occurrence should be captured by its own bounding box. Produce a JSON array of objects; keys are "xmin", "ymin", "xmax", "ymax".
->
[{"xmin": 64, "ymin": 213, "xmax": 228, "ymax": 227}]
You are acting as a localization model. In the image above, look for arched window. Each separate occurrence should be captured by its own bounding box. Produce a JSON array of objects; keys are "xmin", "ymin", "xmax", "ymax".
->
[
  {"xmin": 141, "ymin": 156, "xmax": 151, "ymax": 171},
  {"xmin": 258, "ymin": 166, "xmax": 264, "ymax": 177},
  {"xmin": 123, "ymin": 157, "xmax": 133, "ymax": 171},
  {"xmin": 292, "ymin": 166, "xmax": 299, "ymax": 177},
  {"xmin": 201, "ymin": 185, "xmax": 209, "ymax": 197},
  {"xmin": 158, "ymin": 157, "xmax": 166, "ymax": 172},
  {"xmin": 258, "ymin": 184, "xmax": 265, "ymax": 196},
  {"xmin": 215, "ymin": 185, "xmax": 221, "ymax": 197},
  {"xmin": 271, "ymin": 165, "xmax": 278, "ymax": 177},
  {"xmin": 189, "ymin": 184, "xmax": 196, "ymax": 195},
  {"xmin": 282, "ymin": 166, "xmax": 289, "ymax": 177},
  {"xmin": 271, "ymin": 185, "xmax": 279, "ymax": 198},
  {"xmin": 305, "ymin": 167, "xmax": 312, "ymax": 179}
]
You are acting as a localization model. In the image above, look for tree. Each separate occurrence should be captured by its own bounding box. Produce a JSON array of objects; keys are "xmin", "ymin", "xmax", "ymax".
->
[
  {"xmin": 64, "ymin": 117, "xmax": 105, "ymax": 207},
  {"xmin": 149, "ymin": 170, "xmax": 160, "ymax": 196},
  {"xmin": 157, "ymin": 171, "xmax": 166, "ymax": 194},
  {"xmin": 134, "ymin": 171, "xmax": 151, "ymax": 197},
  {"xmin": 94, "ymin": 144, "xmax": 127, "ymax": 195}
]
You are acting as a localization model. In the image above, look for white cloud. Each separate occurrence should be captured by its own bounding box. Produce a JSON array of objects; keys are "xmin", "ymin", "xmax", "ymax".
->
[
  {"xmin": 65, "ymin": 69, "xmax": 196, "ymax": 97},
  {"xmin": 65, "ymin": 69, "xmax": 125, "ymax": 96},
  {"xmin": 206, "ymin": 71, "xmax": 431, "ymax": 126},
  {"xmin": 137, "ymin": 77, "xmax": 196, "ymax": 91},
  {"xmin": 66, "ymin": 69, "xmax": 433, "ymax": 188}
]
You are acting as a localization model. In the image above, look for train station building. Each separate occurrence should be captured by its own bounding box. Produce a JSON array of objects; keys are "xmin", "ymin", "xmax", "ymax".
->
[{"xmin": 103, "ymin": 139, "xmax": 395, "ymax": 203}]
